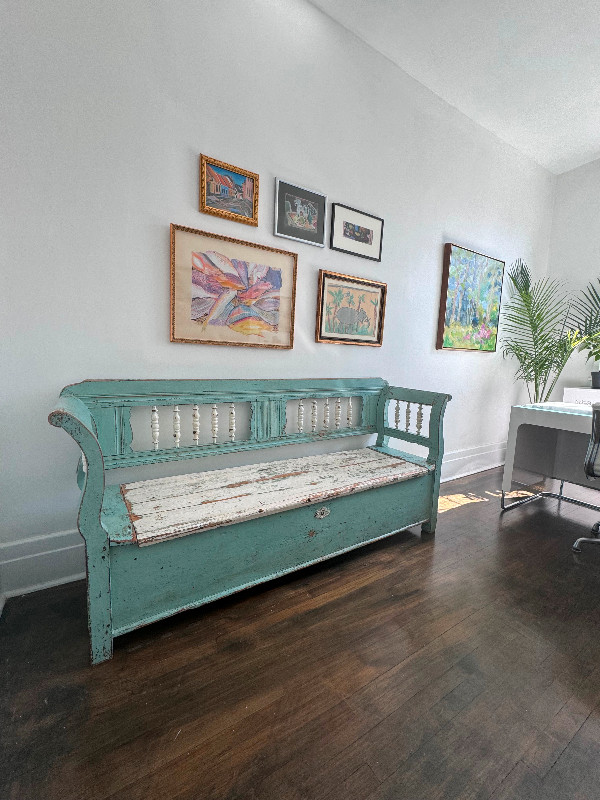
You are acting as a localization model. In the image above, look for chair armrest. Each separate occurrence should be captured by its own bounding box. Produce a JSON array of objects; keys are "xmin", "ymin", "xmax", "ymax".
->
[
  {"xmin": 49, "ymin": 396, "xmax": 106, "ymax": 541},
  {"xmin": 376, "ymin": 386, "xmax": 452, "ymax": 465}
]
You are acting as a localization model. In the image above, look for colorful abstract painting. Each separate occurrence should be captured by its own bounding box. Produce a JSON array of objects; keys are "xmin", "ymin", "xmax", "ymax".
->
[
  {"xmin": 191, "ymin": 250, "xmax": 281, "ymax": 337},
  {"xmin": 171, "ymin": 224, "xmax": 297, "ymax": 349},
  {"xmin": 436, "ymin": 244, "xmax": 505, "ymax": 351},
  {"xmin": 343, "ymin": 221, "xmax": 373, "ymax": 245},
  {"xmin": 316, "ymin": 270, "xmax": 386, "ymax": 346}
]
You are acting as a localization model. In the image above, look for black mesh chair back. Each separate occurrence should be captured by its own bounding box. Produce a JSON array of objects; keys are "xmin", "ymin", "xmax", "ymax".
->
[{"xmin": 573, "ymin": 402, "xmax": 600, "ymax": 552}]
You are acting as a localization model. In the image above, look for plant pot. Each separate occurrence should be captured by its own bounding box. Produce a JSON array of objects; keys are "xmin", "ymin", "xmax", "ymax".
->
[{"xmin": 592, "ymin": 371, "xmax": 600, "ymax": 389}]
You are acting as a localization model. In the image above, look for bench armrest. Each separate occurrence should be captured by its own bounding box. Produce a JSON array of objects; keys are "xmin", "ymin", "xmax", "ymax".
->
[
  {"xmin": 376, "ymin": 386, "xmax": 452, "ymax": 465},
  {"xmin": 49, "ymin": 396, "xmax": 106, "ymax": 542}
]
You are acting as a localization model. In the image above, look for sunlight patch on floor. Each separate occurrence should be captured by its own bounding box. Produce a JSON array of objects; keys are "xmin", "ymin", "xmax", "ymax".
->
[{"xmin": 438, "ymin": 492, "xmax": 489, "ymax": 513}]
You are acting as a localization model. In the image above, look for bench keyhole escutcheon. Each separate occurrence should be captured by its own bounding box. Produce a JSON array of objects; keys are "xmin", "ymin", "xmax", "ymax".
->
[{"xmin": 314, "ymin": 507, "xmax": 330, "ymax": 519}]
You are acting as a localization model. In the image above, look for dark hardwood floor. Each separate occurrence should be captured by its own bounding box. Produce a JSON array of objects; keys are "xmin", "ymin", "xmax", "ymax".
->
[{"xmin": 3, "ymin": 467, "xmax": 600, "ymax": 800}]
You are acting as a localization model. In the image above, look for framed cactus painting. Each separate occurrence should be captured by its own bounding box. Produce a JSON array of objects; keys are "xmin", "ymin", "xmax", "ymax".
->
[
  {"xmin": 171, "ymin": 224, "xmax": 297, "ymax": 349},
  {"xmin": 436, "ymin": 243, "xmax": 505, "ymax": 351},
  {"xmin": 316, "ymin": 270, "xmax": 386, "ymax": 346}
]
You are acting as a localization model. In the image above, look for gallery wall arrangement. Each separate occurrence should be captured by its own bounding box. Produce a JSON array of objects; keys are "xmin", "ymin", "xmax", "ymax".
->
[
  {"xmin": 181, "ymin": 152, "xmax": 389, "ymax": 350},
  {"xmin": 193, "ymin": 154, "xmax": 505, "ymax": 354}
]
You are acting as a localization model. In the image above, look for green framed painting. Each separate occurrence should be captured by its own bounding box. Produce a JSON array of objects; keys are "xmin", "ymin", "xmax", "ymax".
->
[{"xmin": 436, "ymin": 243, "xmax": 505, "ymax": 351}]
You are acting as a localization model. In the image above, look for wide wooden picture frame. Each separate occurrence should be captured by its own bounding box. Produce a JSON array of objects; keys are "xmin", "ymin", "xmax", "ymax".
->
[
  {"xmin": 316, "ymin": 269, "xmax": 386, "ymax": 346},
  {"xmin": 199, "ymin": 154, "xmax": 259, "ymax": 226},
  {"xmin": 436, "ymin": 243, "xmax": 505, "ymax": 351},
  {"xmin": 330, "ymin": 203, "xmax": 384, "ymax": 262},
  {"xmin": 274, "ymin": 178, "xmax": 327, "ymax": 247},
  {"xmin": 171, "ymin": 224, "xmax": 297, "ymax": 349}
]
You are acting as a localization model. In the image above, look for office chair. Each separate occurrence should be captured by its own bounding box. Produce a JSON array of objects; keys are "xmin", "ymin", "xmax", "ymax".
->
[{"xmin": 572, "ymin": 402, "xmax": 600, "ymax": 552}]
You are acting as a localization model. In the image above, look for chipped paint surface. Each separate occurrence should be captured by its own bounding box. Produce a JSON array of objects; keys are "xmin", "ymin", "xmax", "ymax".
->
[{"xmin": 121, "ymin": 448, "xmax": 428, "ymax": 546}]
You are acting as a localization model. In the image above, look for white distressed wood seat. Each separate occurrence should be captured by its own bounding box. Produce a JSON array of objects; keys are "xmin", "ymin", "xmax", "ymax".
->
[{"xmin": 121, "ymin": 447, "xmax": 431, "ymax": 546}]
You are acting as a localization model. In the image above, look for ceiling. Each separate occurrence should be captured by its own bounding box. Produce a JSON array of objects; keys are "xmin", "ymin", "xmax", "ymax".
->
[{"xmin": 311, "ymin": 0, "xmax": 600, "ymax": 174}]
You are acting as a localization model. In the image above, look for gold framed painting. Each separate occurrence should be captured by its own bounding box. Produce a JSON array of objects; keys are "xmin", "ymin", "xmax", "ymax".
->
[
  {"xmin": 170, "ymin": 224, "xmax": 297, "ymax": 349},
  {"xmin": 315, "ymin": 269, "xmax": 387, "ymax": 346},
  {"xmin": 199, "ymin": 154, "xmax": 259, "ymax": 226}
]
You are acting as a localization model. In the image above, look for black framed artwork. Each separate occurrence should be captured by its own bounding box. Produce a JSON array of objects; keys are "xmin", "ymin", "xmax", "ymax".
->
[
  {"xmin": 274, "ymin": 179, "xmax": 327, "ymax": 247},
  {"xmin": 330, "ymin": 203, "xmax": 384, "ymax": 262}
]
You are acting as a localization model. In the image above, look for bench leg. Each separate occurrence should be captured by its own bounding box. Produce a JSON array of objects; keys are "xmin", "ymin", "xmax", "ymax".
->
[
  {"xmin": 84, "ymin": 538, "xmax": 113, "ymax": 665},
  {"xmin": 421, "ymin": 518, "xmax": 436, "ymax": 535},
  {"xmin": 421, "ymin": 470, "xmax": 442, "ymax": 535}
]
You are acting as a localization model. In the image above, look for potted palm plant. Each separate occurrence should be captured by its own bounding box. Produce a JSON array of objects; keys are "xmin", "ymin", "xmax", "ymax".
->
[
  {"xmin": 501, "ymin": 261, "xmax": 585, "ymax": 402},
  {"xmin": 573, "ymin": 278, "xmax": 600, "ymax": 387}
]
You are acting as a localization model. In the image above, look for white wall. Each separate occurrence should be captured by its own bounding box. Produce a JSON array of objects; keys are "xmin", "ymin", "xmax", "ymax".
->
[
  {"xmin": 0, "ymin": 0, "xmax": 556, "ymax": 597},
  {"xmin": 547, "ymin": 157, "xmax": 600, "ymax": 393}
]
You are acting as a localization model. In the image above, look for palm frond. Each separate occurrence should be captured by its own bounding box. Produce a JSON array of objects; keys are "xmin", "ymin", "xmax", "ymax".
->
[{"xmin": 500, "ymin": 260, "xmax": 582, "ymax": 402}]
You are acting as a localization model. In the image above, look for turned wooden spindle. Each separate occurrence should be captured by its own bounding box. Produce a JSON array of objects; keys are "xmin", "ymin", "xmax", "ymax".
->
[
  {"xmin": 229, "ymin": 403, "xmax": 236, "ymax": 442},
  {"xmin": 173, "ymin": 406, "xmax": 181, "ymax": 448},
  {"xmin": 416, "ymin": 403, "xmax": 424, "ymax": 436},
  {"xmin": 192, "ymin": 404, "xmax": 200, "ymax": 445},
  {"xmin": 311, "ymin": 399, "xmax": 318, "ymax": 433},
  {"xmin": 151, "ymin": 406, "xmax": 159, "ymax": 450},
  {"xmin": 211, "ymin": 404, "xmax": 218, "ymax": 445}
]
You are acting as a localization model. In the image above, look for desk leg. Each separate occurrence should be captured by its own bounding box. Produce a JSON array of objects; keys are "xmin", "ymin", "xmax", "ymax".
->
[{"xmin": 501, "ymin": 489, "xmax": 544, "ymax": 511}]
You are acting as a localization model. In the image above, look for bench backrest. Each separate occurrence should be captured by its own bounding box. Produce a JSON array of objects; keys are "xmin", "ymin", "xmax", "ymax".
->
[{"xmin": 57, "ymin": 378, "xmax": 388, "ymax": 470}]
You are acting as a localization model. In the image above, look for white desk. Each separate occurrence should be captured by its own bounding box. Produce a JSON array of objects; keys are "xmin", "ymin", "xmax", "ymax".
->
[{"xmin": 502, "ymin": 402, "xmax": 599, "ymax": 512}]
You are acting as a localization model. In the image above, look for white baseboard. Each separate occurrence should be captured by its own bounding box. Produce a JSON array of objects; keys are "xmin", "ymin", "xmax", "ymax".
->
[
  {"xmin": 0, "ymin": 444, "xmax": 506, "ymax": 613},
  {"xmin": 0, "ymin": 529, "xmax": 85, "ymax": 606},
  {"xmin": 441, "ymin": 441, "xmax": 507, "ymax": 482}
]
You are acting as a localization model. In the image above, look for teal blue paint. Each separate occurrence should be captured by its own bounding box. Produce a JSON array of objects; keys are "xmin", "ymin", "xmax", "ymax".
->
[
  {"xmin": 48, "ymin": 397, "xmax": 112, "ymax": 664},
  {"xmin": 49, "ymin": 379, "xmax": 451, "ymax": 664},
  {"xmin": 251, "ymin": 398, "xmax": 287, "ymax": 440},
  {"xmin": 109, "ymin": 475, "xmax": 434, "ymax": 636}
]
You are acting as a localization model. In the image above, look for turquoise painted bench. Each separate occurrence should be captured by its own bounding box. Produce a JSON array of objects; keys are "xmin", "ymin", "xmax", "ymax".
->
[{"xmin": 49, "ymin": 379, "xmax": 451, "ymax": 664}]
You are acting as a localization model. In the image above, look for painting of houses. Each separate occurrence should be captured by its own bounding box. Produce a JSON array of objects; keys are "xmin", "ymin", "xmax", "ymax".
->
[
  {"xmin": 205, "ymin": 164, "xmax": 254, "ymax": 217},
  {"xmin": 200, "ymin": 155, "xmax": 259, "ymax": 226}
]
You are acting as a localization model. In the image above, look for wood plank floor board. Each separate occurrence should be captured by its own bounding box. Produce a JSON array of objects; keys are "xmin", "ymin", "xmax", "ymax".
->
[{"xmin": 3, "ymin": 467, "xmax": 600, "ymax": 800}]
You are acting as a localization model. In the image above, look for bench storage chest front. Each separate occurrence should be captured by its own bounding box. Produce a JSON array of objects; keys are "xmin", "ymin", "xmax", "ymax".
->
[{"xmin": 49, "ymin": 378, "xmax": 451, "ymax": 664}]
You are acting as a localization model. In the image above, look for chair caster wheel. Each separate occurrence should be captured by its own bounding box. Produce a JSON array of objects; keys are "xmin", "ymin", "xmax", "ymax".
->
[
  {"xmin": 572, "ymin": 544, "xmax": 582, "ymax": 553},
  {"xmin": 591, "ymin": 522, "xmax": 600, "ymax": 537}
]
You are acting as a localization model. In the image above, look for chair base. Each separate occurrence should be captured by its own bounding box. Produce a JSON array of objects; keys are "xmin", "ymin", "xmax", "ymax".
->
[
  {"xmin": 573, "ymin": 521, "xmax": 600, "ymax": 552},
  {"xmin": 501, "ymin": 482, "xmax": 600, "ymax": 514}
]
